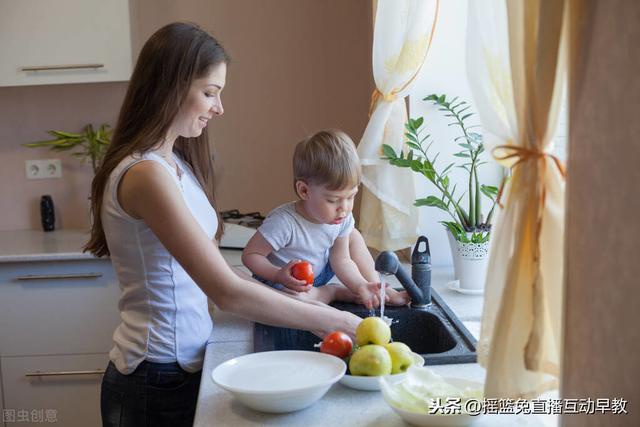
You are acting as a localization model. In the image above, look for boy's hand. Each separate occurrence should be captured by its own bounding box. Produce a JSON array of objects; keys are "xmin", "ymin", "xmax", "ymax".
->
[
  {"xmin": 356, "ymin": 282, "xmax": 382, "ymax": 309},
  {"xmin": 275, "ymin": 260, "xmax": 313, "ymax": 293}
]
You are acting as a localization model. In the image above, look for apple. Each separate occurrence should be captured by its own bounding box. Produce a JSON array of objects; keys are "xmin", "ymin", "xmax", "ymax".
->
[
  {"xmin": 385, "ymin": 342, "xmax": 414, "ymax": 374},
  {"xmin": 348, "ymin": 345, "xmax": 392, "ymax": 376},
  {"xmin": 355, "ymin": 316, "xmax": 391, "ymax": 346}
]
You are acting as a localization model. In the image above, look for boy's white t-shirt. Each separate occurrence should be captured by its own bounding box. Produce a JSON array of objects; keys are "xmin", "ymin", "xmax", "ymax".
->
[{"xmin": 258, "ymin": 202, "xmax": 354, "ymax": 276}]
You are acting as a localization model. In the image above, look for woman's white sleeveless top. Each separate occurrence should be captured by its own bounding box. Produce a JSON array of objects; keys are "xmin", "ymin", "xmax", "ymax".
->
[{"xmin": 102, "ymin": 151, "xmax": 217, "ymax": 374}]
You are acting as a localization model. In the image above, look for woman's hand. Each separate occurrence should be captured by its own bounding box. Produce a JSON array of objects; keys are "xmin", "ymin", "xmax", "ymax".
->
[
  {"xmin": 314, "ymin": 310, "xmax": 361, "ymax": 340},
  {"xmin": 275, "ymin": 260, "xmax": 313, "ymax": 292},
  {"xmin": 337, "ymin": 310, "xmax": 362, "ymax": 340}
]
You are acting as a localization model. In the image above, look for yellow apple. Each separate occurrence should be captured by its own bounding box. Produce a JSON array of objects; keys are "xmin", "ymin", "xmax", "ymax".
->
[
  {"xmin": 349, "ymin": 345, "xmax": 392, "ymax": 376},
  {"xmin": 355, "ymin": 316, "xmax": 391, "ymax": 346},
  {"xmin": 385, "ymin": 342, "xmax": 414, "ymax": 374}
]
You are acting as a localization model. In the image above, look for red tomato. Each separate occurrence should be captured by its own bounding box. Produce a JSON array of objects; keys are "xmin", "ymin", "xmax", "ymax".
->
[
  {"xmin": 320, "ymin": 331, "xmax": 353, "ymax": 359},
  {"xmin": 291, "ymin": 261, "xmax": 314, "ymax": 285}
]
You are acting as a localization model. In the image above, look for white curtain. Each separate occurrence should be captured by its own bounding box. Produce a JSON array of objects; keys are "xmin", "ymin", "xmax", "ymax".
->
[
  {"xmin": 467, "ymin": 0, "xmax": 568, "ymax": 398},
  {"xmin": 357, "ymin": 0, "xmax": 439, "ymax": 251}
]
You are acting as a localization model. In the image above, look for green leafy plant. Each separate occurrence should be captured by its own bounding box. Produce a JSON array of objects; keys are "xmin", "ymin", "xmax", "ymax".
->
[
  {"xmin": 23, "ymin": 124, "xmax": 112, "ymax": 174},
  {"xmin": 382, "ymin": 94, "xmax": 499, "ymax": 243}
]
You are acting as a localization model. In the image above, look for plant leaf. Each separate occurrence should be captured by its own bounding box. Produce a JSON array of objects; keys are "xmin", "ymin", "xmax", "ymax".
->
[
  {"xmin": 382, "ymin": 144, "xmax": 397, "ymax": 159},
  {"xmin": 405, "ymin": 132, "xmax": 418, "ymax": 143},
  {"xmin": 441, "ymin": 163, "xmax": 454, "ymax": 176},
  {"xmin": 480, "ymin": 185, "xmax": 499, "ymax": 200},
  {"xmin": 415, "ymin": 196, "xmax": 448, "ymax": 211},
  {"xmin": 406, "ymin": 141, "xmax": 421, "ymax": 151}
]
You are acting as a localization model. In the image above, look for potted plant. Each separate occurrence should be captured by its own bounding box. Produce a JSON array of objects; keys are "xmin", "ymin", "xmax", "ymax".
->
[
  {"xmin": 23, "ymin": 123, "xmax": 112, "ymax": 174},
  {"xmin": 382, "ymin": 94, "xmax": 499, "ymax": 293}
]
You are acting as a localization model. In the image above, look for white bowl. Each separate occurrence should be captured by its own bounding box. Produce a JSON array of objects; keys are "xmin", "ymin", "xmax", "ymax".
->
[
  {"xmin": 380, "ymin": 375, "xmax": 484, "ymax": 427},
  {"xmin": 211, "ymin": 350, "xmax": 346, "ymax": 413},
  {"xmin": 339, "ymin": 352, "xmax": 425, "ymax": 391}
]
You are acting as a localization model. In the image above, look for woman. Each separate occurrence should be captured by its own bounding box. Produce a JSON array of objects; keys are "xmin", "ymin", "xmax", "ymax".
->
[{"xmin": 85, "ymin": 22, "xmax": 361, "ymax": 427}]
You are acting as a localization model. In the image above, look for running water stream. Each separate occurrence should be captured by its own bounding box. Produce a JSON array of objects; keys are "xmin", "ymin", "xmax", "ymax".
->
[{"xmin": 379, "ymin": 272, "xmax": 393, "ymax": 326}]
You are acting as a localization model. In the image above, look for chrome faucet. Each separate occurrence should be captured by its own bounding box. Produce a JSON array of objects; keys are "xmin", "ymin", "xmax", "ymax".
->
[{"xmin": 375, "ymin": 236, "xmax": 432, "ymax": 308}]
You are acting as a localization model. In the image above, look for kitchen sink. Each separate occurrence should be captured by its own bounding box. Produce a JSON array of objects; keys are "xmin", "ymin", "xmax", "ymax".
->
[{"xmin": 253, "ymin": 289, "xmax": 477, "ymax": 364}]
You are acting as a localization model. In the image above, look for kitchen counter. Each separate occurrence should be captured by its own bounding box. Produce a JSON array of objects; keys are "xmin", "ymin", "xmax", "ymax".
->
[
  {"xmin": 0, "ymin": 223, "xmax": 256, "ymax": 264},
  {"xmin": 194, "ymin": 308, "xmax": 558, "ymax": 427},
  {"xmin": 0, "ymin": 229, "xmax": 95, "ymax": 263}
]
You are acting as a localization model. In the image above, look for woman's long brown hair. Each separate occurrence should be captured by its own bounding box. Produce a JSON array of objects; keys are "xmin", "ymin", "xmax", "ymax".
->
[{"xmin": 85, "ymin": 22, "xmax": 229, "ymax": 257}]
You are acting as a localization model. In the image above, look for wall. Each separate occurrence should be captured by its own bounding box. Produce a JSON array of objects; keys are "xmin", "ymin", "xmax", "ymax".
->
[
  {"xmin": 562, "ymin": 1, "xmax": 640, "ymax": 426},
  {"xmin": 0, "ymin": 83, "xmax": 127, "ymax": 230},
  {"xmin": 0, "ymin": 0, "xmax": 373, "ymax": 231}
]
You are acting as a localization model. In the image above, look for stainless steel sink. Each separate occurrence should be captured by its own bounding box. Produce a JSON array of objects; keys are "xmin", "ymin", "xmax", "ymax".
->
[{"xmin": 253, "ymin": 289, "xmax": 477, "ymax": 364}]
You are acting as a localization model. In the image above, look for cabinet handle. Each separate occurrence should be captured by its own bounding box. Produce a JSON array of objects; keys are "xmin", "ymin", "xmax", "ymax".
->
[
  {"xmin": 15, "ymin": 272, "xmax": 103, "ymax": 281},
  {"xmin": 21, "ymin": 63, "xmax": 104, "ymax": 72},
  {"xmin": 25, "ymin": 369, "xmax": 105, "ymax": 378}
]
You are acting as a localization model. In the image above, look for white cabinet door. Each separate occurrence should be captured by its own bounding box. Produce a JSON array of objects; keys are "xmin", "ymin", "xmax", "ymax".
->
[
  {"xmin": 0, "ymin": 366, "xmax": 4, "ymax": 427},
  {"xmin": 0, "ymin": 259, "xmax": 121, "ymax": 356},
  {"xmin": 0, "ymin": 0, "xmax": 132, "ymax": 87},
  {"xmin": 1, "ymin": 353, "xmax": 107, "ymax": 427}
]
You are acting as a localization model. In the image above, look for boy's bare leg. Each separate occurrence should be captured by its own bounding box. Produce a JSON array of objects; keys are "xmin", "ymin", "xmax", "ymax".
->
[
  {"xmin": 304, "ymin": 283, "xmax": 357, "ymax": 305},
  {"xmin": 384, "ymin": 287, "xmax": 411, "ymax": 305},
  {"xmin": 348, "ymin": 229, "xmax": 410, "ymax": 306}
]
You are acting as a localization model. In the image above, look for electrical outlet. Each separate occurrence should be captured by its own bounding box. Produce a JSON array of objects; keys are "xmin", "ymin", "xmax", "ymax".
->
[{"xmin": 25, "ymin": 159, "xmax": 62, "ymax": 179}]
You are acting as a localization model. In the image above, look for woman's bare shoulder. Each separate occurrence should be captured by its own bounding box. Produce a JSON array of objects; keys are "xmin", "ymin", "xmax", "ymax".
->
[{"xmin": 118, "ymin": 160, "xmax": 178, "ymax": 219}]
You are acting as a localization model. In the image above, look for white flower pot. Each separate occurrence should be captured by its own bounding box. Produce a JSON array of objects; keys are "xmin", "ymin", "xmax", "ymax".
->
[{"xmin": 446, "ymin": 230, "xmax": 489, "ymax": 293}]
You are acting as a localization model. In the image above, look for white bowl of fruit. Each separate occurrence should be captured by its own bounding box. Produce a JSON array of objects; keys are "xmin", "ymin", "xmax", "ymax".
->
[{"xmin": 317, "ymin": 317, "xmax": 424, "ymax": 391}]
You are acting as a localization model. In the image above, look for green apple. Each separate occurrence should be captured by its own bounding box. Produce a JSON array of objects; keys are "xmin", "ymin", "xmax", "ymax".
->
[
  {"xmin": 348, "ymin": 345, "xmax": 392, "ymax": 376},
  {"xmin": 385, "ymin": 342, "xmax": 414, "ymax": 374},
  {"xmin": 355, "ymin": 317, "xmax": 391, "ymax": 346}
]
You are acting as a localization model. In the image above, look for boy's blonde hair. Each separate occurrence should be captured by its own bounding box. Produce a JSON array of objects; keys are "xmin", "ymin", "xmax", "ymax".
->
[{"xmin": 293, "ymin": 129, "xmax": 361, "ymax": 196}]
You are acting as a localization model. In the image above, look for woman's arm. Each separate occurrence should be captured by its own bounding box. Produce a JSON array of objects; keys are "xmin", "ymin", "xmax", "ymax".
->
[{"xmin": 118, "ymin": 161, "xmax": 360, "ymax": 337}]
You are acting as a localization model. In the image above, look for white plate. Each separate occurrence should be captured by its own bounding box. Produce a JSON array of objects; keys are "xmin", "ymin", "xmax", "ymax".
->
[
  {"xmin": 339, "ymin": 352, "xmax": 425, "ymax": 391},
  {"xmin": 211, "ymin": 350, "xmax": 345, "ymax": 413},
  {"xmin": 381, "ymin": 376, "xmax": 484, "ymax": 427},
  {"xmin": 447, "ymin": 280, "xmax": 484, "ymax": 296}
]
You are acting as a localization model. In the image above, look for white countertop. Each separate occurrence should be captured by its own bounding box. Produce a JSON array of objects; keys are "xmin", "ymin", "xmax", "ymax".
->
[
  {"xmin": 0, "ymin": 224, "xmax": 256, "ymax": 263},
  {"xmin": 0, "ymin": 229, "xmax": 96, "ymax": 263},
  {"xmin": 194, "ymin": 296, "xmax": 558, "ymax": 427}
]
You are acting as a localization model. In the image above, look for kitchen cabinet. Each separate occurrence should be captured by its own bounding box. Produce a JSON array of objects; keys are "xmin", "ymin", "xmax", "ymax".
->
[
  {"xmin": 0, "ymin": 229, "xmax": 252, "ymax": 426},
  {"xmin": 1, "ymin": 354, "xmax": 109, "ymax": 427},
  {"xmin": 0, "ymin": 258, "xmax": 120, "ymax": 427},
  {"xmin": 0, "ymin": 0, "xmax": 132, "ymax": 87}
]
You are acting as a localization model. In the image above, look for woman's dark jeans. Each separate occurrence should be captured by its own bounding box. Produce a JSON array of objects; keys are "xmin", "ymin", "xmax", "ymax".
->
[{"xmin": 101, "ymin": 360, "xmax": 202, "ymax": 427}]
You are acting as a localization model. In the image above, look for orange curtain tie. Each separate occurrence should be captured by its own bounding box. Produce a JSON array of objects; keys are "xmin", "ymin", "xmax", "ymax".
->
[
  {"xmin": 493, "ymin": 144, "xmax": 566, "ymax": 177},
  {"xmin": 492, "ymin": 144, "xmax": 566, "ymax": 208},
  {"xmin": 368, "ymin": 89, "xmax": 399, "ymax": 116}
]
